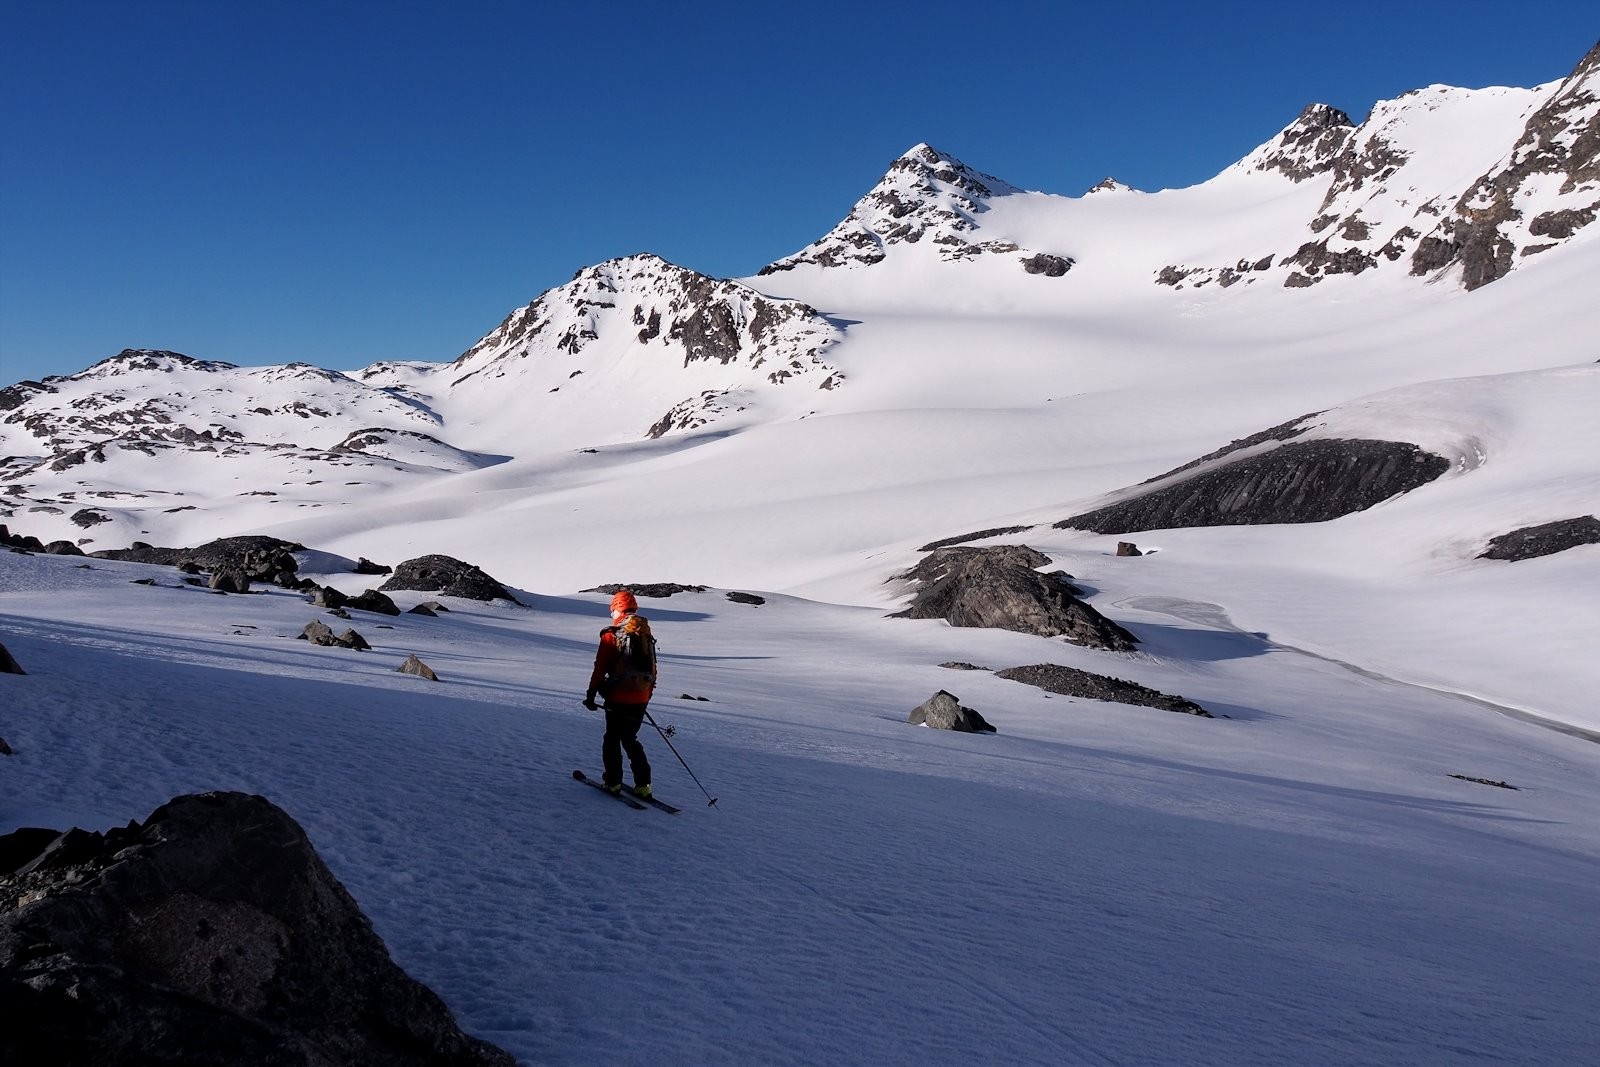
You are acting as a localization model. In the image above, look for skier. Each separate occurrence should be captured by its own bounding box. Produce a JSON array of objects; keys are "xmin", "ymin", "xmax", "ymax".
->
[{"xmin": 583, "ymin": 589, "xmax": 656, "ymax": 798}]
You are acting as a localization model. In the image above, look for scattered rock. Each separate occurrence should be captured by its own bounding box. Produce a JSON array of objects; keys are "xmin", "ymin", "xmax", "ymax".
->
[
  {"xmin": 1448, "ymin": 774, "xmax": 1518, "ymax": 790},
  {"xmin": 353, "ymin": 556, "xmax": 392, "ymax": 575},
  {"xmin": 407, "ymin": 603, "xmax": 438, "ymax": 617},
  {"xmin": 380, "ymin": 555, "xmax": 518, "ymax": 603},
  {"xmin": 726, "ymin": 591, "xmax": 765, "ymax": 606},
  {"xmin": 1479, "ymin": 516, "xmax": 1600, "ymax": 561},
  {"xmin": 336, "ymin": 629, "xmax": 371, "ymax": 652},
  {"xmin": 0, "ymin": 643, "xmax": 25, "ymax": 676},
  {"xmin": 586, "ymin": 582, "xmax": 708, "ymax": 598},
  {"xmin": 995, "ymin": 663, "xmax": 1212, "ymax": 717},
  {"xmin": 938, "ymin": 661, "xmax": 989, "ymax": 671},
  {"xmin": 43, "ymin": 540, "xmax": 85, "ymax": 556},
  {"xmin": 312, "ymin": 585, "xmax": 348, "ymax": 609},
  {"xmin": 298, "ymin": 620, "xmax": 369, "ymax": 650},
  {"xmin": 891, "ymin": 545, "xmax": 1138, "ymax": 651},
  {"xmin": 908, "ymin": 690, "xmax": 996, "ymax": 733},
  {"xmin": 0, "ymin": 736, "xmax": 11, "ymax": 756},
  {"xmin": 397, "ymin": 654, "xmax": 439, "ymax": 681},
  {"xmin": 208, "ymin": 570, "xmax": 251, "ymax": 594},
  {"xmin": 1021, "ymin": 252, "xmax": 1074, "ymax": 277},
  {"xmin": 345, "ymin": 589, "xmax": 401, "ymax": 616},
  {"xmin": 677, "ymin": 693, "xmax": 710, "ymax": 701},
  {"xmin": 130, "ymin": 578, "xmax": 157, "ymax": 586},
  {"xmin": 0, "ymin": 792, "xmax": 514, "ymax": 1065},
  {"xmin": 70, "ymin": 509, "xmax": 111, "ymax": 528},
  {"xmin": 1116, "ymin": 542, "xmax": 1142, "ymax": 557},
  {"xmin": 325, "ymin": 607, "xmax": 351, "ymax": 620}
]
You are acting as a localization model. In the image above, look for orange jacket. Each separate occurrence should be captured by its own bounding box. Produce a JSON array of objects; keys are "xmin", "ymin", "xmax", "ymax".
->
[{"xmin": 587, "ymin": 615, "xmax": 655, "ymax": 705}]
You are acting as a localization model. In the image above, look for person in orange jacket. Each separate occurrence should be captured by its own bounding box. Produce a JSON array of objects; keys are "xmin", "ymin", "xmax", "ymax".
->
[{"xmin": 583, "ymin": 589, "xmax": 655, "ymax": 797}]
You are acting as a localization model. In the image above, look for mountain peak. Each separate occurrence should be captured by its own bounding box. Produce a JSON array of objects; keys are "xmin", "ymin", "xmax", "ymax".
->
[
  {"xmin": 761, "ymin": 144, "xmax": 1053, "ymax": 274},
  {"xmin": 1242, "ymin": 103, "xmax": 1357, "ymax": 182}
]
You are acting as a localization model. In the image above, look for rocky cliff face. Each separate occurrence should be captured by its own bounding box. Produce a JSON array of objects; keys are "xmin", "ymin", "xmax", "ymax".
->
[
  {"xmin": 1159, "ymin": 39, "xmax": 1600, "ymax": 293},
  {"xmin": 1411, "ymin": 39, "xmax": 1600, "ymax": 288},
  {"xmin": 760, "ymin": 144, "xmax": 1074, "ymax": 277}
]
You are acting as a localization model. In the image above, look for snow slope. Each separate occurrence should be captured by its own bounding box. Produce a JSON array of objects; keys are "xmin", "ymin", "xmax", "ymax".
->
[{"xmin": 3, "ymin": 553, "xmax": 1597, "ymax": 1064}]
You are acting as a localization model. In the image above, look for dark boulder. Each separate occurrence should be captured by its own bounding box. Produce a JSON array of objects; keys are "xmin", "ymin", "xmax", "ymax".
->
[
  {"xmin": 0, "ymin": 642, "xmax": 24, "ymax": 675},
  {"xmin": 345, "ymin": 589, "xmax": 402, "ymax": 616},
  {"xmin": 44, "ymin": 540, "xmax": 85, "ymax": 556},
  {"xmin": 0, "ymin": 792, "xmax": 513, "ymax": 1065},
  {"xmin": 298, "ymin": 620, "xmax": 369, "ymax": 649},
  {"xmin": 908, "ymin": 690, "xmax": 996, "ymax": 733},
  {"xmin": 891, "ymin": 545, "xmax": 1138, "ymax": 651},
  {"xmin": 1116, "ymin": 542, "xmax": 1142, "ymax": 557},
  {"xmin": 995, "ymin": 663, "xmax": 1211, "ymax": 717},
  {"xmin": 70, "ymin": 509, "xmax": 112, "ymax": 529},
  {"xmin": 312, "ymin": 585, "xmax": 348, "ymax": 609},
  {"xmin": 336, "ymin": 629, "xmax": 371, "ymax": 651},
  {"xmin": 726, "ymin": 591, "xmax": 766, "ymax": 606},
  {"xmin": 1479, "ymin": 516, "xmax": 1600, "ymax": 561},
  {"xmin": 407, "ymin": 603, "xmax": 438, "ymax": 617},
  {"xmin": 209, "ymin": 570, "xmax": 251, "ymax": 594},
  {"xmin": 397, "ymin": 654, "xmax": 439, "ymax": 681},
  {"xmin": 380, "ymin": 556, "xmax": 518, "ymax": 603},
  {"xmin": 1057, "ymin": 438, "xmax": 1450, "ymax": 534},
  {"xmin": 354, "ymin": 557, "xmax": 392, "ymax": 575},
  {"xmin": 1020, "ymin": 252, "xmax": 1074, "ymax": 277}
]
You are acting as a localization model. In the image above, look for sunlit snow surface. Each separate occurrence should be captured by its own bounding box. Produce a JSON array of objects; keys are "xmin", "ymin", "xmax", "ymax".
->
[{"xmin": 3, "ymin": 552, "xmax": 1597, "ymax": 1064}]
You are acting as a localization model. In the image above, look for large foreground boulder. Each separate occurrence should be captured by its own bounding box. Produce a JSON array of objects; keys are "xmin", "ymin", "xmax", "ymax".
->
[
  {"xmin": 891, "ymin": 545, "xmax": 1138, "ymax": 651},
  {"xmin": 1479, "ymin": 516, "xmax": 1600, "ymax": 561},
  {"xmin": 380, "ymin": 555, "xmax": 519, "ymax": 603},
  {"xmin": 0, "ymin": 791, "xmax": 513, "ymax": 1065}
]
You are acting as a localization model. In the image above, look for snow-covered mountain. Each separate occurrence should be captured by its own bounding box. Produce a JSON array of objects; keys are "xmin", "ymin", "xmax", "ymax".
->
[
  {"xmin": 3, "ymin": 38, "xmax": 1598, "ymax": 725},
  {"xmin": 6, "ymin": 37, "xmax": 1600, "ymax": 1066}
]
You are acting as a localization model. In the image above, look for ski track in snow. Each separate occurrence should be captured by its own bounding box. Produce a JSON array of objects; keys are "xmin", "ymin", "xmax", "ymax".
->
[{"xmin": 4, "ymin": 554, "xmax": 1599, "ymax": 1065}]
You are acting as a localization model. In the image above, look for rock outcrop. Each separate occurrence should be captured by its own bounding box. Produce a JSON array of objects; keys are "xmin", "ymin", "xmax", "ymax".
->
[
  {"xmin": 380, "ymin": 555, "xmax": 518, "ymax": 603},
  {"xmin": 995, "ymin": 664, "xmax": 1211, "ymax": 717},
  {"xmin": 908, "ymin": 690, "xmax": 996, "ymax": 733},
  {"xmin": 0, "ymin": 792, "xmax": 513, "ymax": 1065},
  {"xmin": 1057, "ymin": 438, "xmax": 1449, "ymax": 534},
  {"xmin": 1479, "ymin": 515, "xmax": 1600, "ymax": 560},
  {"xmin": 891, "ymin": 545, "xmax": 1138, "ymax": 651}
]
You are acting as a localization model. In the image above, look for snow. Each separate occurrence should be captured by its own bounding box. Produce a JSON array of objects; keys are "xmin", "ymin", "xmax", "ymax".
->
[
  {"xmin": 4, "ymin": 551, "xmax": 1598, "ymax": 1064},
  {"xmin": 5, "ymin": 68, "xmax": 1600, "ymax": 1064}
]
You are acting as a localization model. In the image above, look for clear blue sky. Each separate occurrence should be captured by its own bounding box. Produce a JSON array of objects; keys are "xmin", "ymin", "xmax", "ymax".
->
[{"xmin": 2, "ymin": 1, "xmax": 1595, "ymax": 383}]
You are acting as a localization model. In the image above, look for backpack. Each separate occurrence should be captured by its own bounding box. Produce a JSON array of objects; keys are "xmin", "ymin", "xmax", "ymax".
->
[{"xmin": 605, "ymin": 614, "xmax": 657, "ymax": 701}]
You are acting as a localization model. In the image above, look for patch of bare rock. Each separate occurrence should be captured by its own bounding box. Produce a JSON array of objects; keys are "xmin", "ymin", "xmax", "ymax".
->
[
  {"xmin": 1478, "ymin": 516, "xmax": 1600, "ymax": 561},
  {"xmin": 995, "ymin": 663, "xmax": 1212, "ymax": 717}
]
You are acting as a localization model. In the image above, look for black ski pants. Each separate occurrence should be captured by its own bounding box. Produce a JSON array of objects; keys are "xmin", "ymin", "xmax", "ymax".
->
[{"xmin": 602, "ymin": 701, "xmax": 651, "ymax": 789}]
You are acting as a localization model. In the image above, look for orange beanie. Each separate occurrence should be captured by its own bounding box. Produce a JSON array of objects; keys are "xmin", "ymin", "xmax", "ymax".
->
[{"xmin": 610, "ymin": 589, "xmax": 638, "ymax": 620}]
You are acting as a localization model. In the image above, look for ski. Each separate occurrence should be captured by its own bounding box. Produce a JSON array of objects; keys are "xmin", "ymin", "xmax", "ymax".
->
[
  {"xmin": 627, "ymin": 785, "xmax": 681, "ymax": 815},
  {"xmin": 572, "ymin": 769, "xmax": 646, "ymax": 809}
]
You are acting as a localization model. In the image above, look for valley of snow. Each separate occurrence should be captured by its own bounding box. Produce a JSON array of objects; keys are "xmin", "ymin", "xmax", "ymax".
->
[{"xmin": 5, "ymin": 48, "xmax": 1600, "ymax": 1064}]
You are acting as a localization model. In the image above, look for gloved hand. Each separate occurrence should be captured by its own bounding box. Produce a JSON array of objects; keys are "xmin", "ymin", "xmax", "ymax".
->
[{"xmin": 582, "ymin": 694, "xmax": 599, "ymax": 711}]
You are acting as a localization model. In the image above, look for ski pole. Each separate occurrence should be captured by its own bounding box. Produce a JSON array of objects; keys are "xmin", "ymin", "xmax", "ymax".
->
[{"xmin": 644, "ymin": 709, "xmax": 718, "ymax": 808}]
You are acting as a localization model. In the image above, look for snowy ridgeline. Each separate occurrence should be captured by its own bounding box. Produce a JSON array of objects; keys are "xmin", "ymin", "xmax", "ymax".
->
[{"xmin": 4, "ymin": 550, "xmax": 1599, "ymax": 1064}]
